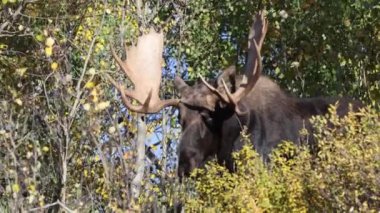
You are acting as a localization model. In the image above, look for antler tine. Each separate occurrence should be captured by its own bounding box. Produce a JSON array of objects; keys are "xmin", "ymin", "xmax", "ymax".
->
[
  {"xmin": 111, "ymin": 45, "xmax": 133, "ymax": 78},
  {"xmin": 106, "ymin": 72, "xmax": 180, "ymax": 113},
  {"xmin": 105, "ymin": 73, "xmax": 141, "ymax": 104},
  {"xmin": 198, "ymin": 74, "xmax": 230, "ymax": 103},
  {"xmin": 221, "ymin": 79, "xmax": 236, "ymax": 105}
]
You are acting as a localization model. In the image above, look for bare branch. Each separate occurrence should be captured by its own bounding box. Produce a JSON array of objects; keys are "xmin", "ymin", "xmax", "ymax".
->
[{"xmin": 28, "ymin": 200, "xmax": 75, "ymax": 213}]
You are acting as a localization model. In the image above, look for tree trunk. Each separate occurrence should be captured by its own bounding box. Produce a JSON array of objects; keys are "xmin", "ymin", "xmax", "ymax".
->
[
  {"xmin": 162, "ymin": 110, "xmax": 168, "ymax": 175},
  {"xmin": 131, "ymin": 115, "xmax": 147, "ymax": 200}
]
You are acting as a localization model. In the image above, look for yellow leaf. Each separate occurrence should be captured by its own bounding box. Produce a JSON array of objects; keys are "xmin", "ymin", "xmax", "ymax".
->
[
  {"xmin": 12, "ymin": 184, "xmax": 20, "ymax": 193},
  {"xmin": 153, "ymin": 17, "xmax": 160, "ymax": 24},
  {"xmin": 83, "ymin": 103, "xmax": 91, "ymax": 111},
  {"xmin": 28, "ymin": 184, "xmax": 36, "ymax": 192},
  {"xmin": 51, "ymin": 62, "xmax": 58, "ymax": 71},
  {"xmin": 45, "ymin": 37, "xmax": 55, "ymax": 47},
  {"xmin": 42, "ymin": 146, "xmax": 49, "ymax": 152},
  {"xmin": 0, "ymin": 43, "xmax": 8, "ymax": 49},
  {"xmin": 35, "ymin": 34, "xmax": 44, "ymax": 42},
  {"xmin": 85, "ymin": 30, "xmax": 93, "ymax": 41},
  {"xmin": 85, "ymin": 81, "xmax": 95, "ymax": 89},
  {"xmin": 91, "ymin": 95, "xmax": 98, "ymax": 103},
  {"xmin": 90, "ymin": 89, "xmax": 98, "ymax": 102},
  {"xmin": 16, "ymin": 67, "xmax": 27, "ymax": 76},
  {"xmin": 108, "ymin": 126, "xmax": 116, "ymax": 134},
  {"xmin": 95, "ymin": 101, "xmax": 110, "ymax": 111},
  {"xmin": 95, "ymin": 43, "xmax": 104, "ymax": 51},
  {"xmin": 99, "ymin": 60, "xmax": 107, "ymax": 68},
  {"xmin": 26, "ymin": 151, "xmax": 33, "ymax": 159},
  {"xmin": 88, "ymin": 68, "xmax": 96, "ymax": 75},
  {"xmin": 14, "ymin": 98, "xmax": 22, "ymax": 106},
  {"xmin": 45, "ymin": 46, "xmax": 53, "ymax": 57}
]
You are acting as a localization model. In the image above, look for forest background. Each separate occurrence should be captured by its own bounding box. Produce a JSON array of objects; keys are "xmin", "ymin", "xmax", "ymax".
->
[{"xmin": 0, "ymin": 0, "xmax": 379, "ymax": 212}]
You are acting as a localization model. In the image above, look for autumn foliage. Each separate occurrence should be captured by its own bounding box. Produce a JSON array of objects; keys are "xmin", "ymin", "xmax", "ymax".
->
[{"xmin": 184, "ymin": 107, "xmax": 380, "ymax": 212}]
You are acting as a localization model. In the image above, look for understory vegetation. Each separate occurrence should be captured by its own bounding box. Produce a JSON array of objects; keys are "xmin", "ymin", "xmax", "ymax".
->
[{"xmin": 184, "ymin": 106, "xmax": 380, "ymax": 212}]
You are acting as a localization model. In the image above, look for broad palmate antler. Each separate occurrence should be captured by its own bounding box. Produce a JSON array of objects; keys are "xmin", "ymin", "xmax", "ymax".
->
[{"xmin": 108, "ymin": 29, "xmax": 180, "ymax": 113}]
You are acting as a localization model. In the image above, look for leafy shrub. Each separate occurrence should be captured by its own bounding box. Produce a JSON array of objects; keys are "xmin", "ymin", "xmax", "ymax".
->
[{"xmin": 184, "ymin": 106, "xmax": 380, "ymax": 212}]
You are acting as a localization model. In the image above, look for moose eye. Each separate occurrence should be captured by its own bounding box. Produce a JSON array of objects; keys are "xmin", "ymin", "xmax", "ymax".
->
[{"xmin": 200, "ymin": 110, "xmax": 213, "ymax": 124}]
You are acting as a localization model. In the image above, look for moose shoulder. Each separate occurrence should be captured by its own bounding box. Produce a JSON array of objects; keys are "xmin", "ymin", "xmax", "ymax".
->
[{"xmin": 107, "ymin": 11, "xmax": 362, "ymax": 178}]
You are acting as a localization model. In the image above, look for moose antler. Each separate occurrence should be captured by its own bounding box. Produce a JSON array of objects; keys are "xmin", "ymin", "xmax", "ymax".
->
[
  {"xmin": 108, "ymin": 29, "xmax": 180, "ymax": 113},
  {"xmin": 200, "ymin": 11, "xmax": 268, "ymax": 114}
]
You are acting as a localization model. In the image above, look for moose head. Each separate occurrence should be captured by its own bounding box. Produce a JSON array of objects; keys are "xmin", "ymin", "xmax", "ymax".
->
[{"xmin": 108, "ymin": 11, "xmax": 361, "ymax": 178}]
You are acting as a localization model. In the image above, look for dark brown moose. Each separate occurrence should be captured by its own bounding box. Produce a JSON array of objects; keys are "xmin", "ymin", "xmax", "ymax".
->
[{"xmin": 108, "ymin": 12, "xmax": 362, "ymax": 178}]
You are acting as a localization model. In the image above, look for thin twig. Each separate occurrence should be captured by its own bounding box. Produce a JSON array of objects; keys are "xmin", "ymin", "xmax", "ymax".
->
[
  {"xmin": 28, "ymin": 200, "xmax": 75, "ymax": 212},
  {"xmin": 0, "ymin": 0, "xmax": 36, "ymax": 34},
  {"xmin": 68, "ymin": 8, "xmax": 107, "ymax": 121}
]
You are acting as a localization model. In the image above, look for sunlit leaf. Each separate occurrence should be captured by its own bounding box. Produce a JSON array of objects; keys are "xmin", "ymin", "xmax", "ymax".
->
[
  {"xmin": 45, "ymin": 37, "xmax": 55, "ymax": 47},
  {"xmin": 42, "ymin": 146, "xmax": 49, "ymax": 152},
  {"xmin": 108, "ymin": 126, "xmax": 116, "ymax": 134},
  {"xmin": 14, "ymin": 98, "xmax": 22, "ymax": 106},
  {"xmin": 15, "ymin": 67, "xmax": 27, "ymax": 76},
  {"xmin": 85, "ymin": 81, "xmax": 95, "ymax": 89},
  {"xmin": 51, "ymin": 62, "xmax": 58, "ymax": 71},
  {"xmin": 11, "ymin": 184, "xmax": 20, "ymax": 193},
  {"xmin": 45, "ymin": 46, "xmax": 53, "ymax": 57},
  {"xmin": 83, "ymin": 103, "xmax": 91, "ymax": 111},
  {"xmin": 95, "ymin": 101, "xmax": 110, "ymax": 111}
]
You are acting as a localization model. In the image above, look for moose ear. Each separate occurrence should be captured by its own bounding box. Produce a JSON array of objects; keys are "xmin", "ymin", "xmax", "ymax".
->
[
  {"xmin": 174, "ymin": 76, "xmax": 189, "ymax": 93},
  {"xmin": 217, "ymin": 65, "xmax": 237, "ymax": 92}
]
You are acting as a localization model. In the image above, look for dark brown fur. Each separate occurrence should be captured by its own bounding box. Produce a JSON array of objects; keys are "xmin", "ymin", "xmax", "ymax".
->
[{"xmin": 175, "ymin": 75, "xmax": 362, "ymax": 177}]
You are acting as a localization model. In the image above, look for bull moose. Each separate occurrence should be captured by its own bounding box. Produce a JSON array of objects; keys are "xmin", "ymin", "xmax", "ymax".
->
[{"xmin": 107, "ymin": 12, "xmax": 362, "ymax": 178}]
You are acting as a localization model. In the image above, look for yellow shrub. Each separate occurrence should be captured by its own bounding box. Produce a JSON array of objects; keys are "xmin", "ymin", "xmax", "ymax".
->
[{"xmin": 184, "ymin": 107, "xmax": 380, "ymax": 212}]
